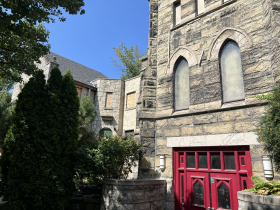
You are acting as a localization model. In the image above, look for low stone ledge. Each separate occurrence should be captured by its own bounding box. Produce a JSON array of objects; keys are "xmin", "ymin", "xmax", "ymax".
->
[
  {"xmin": 238, "ymin": 191, "xmax": 280, "ymax": 210},
  {"xmin": 101, "ymin": 179, "xmax": 167, "ymax": 210}
]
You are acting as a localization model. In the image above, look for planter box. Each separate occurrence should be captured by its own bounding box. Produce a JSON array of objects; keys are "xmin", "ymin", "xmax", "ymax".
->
[{"xmin": 238, "ymin": 191, "xmax": 280, "ymax": 210}]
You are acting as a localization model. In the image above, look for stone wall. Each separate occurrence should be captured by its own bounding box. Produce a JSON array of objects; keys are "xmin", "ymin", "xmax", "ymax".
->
[
  {"xmin": 100, "ymin": 179, "xmax": 166, "ymax": 210},
  {"xmin": 12, "ymin": 56, "xmax": 51, "ymax": 101},
  {"xmin": 238, "ymin": 191, "xmax": 280, "ymax": 210},
  {"xmin": 92, "ymin": 79, "xmax": 124, "ymax": 136}
]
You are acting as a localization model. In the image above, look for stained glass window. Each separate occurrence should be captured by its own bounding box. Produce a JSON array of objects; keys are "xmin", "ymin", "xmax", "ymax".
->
[
  {"xmin": 218, "ymin": 183, "xmax": 231, "ymax": 209},
  {"xmin": 174, "ymin": 58, "xmax": 190, "ymax": 111},
  {"xmin": 193, "ymin": 181, "xmax": 204, "ymax": 206},
  {"xmin": 220, "ymin": 41, "xmax": 245, "ymax": 103}
]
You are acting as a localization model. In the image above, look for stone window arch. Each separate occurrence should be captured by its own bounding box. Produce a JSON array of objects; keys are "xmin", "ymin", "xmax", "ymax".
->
[
  {"xmin": 220, "ymin": 40, "xmax": 245, "ymax": 103},
  {"xmin": 166, "ymin": 47, "xmax": 198, "ymax": 75},
  {"xmin": 174, "ymin": 57, "xmax": 190, "ymax": 111},
  {"xmin": 208, "ymin": 28, "xmax": 252, "ymax": 62}
]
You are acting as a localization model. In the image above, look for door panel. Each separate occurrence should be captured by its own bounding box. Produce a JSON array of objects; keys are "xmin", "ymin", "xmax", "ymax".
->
[
  {"xmin": 187, "ymin": 172, "xmax": 210, "ymax": 210},
  {"xmin": 210, "ymin": 173, "xmax": 238, "ymax": 210}
]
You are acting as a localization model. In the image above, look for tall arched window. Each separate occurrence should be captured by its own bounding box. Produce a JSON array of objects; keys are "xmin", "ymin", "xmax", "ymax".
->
[
  {"xmin": 174, "ymin": 57, "xmax": 190, "ymax": 111},
  {"xmin": 220, "ymin": 40, "xmax": 245, "ymax": 103}
]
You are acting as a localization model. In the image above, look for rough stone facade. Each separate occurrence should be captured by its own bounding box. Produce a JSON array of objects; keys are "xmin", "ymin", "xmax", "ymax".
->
[
  {"xmin": 92, "ymin": 79, "xmax": 125, "ymax": 136},
  {"xmin": 136, "ymin": 0, "xmax": 280, "ymax": 209}
]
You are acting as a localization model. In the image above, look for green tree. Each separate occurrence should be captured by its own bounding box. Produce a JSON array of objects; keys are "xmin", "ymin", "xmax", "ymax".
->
[
  {"xmin": 111, "ymin": 42, "xmax": 145, "ymax": 80},
  {"xmin": 0, "ymin": 68, "xmax": 79, "ymax": 210},
  {"xmin": 256, "ymin": 84, "xmax": 280, "ymax": 171},
  {"xmin": 0, "ymin": 91, "xmax": 14, "ymax": 147},
  {"xmin": 0, "ymin": 0, "xmax": 85, "ymax": 83},
  {"xmin": 78, "ymin": 96, "xmax": 96, "ymax": 147}
]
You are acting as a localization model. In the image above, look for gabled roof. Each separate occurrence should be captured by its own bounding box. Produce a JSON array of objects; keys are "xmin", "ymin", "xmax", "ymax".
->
[{"xmin": 46, "ymin": 52, "xmax": 107, "ymax": 86}]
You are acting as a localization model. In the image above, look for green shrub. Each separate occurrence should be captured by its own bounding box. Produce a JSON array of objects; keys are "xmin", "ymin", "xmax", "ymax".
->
[
  {"xmin": 255, "ymin": 84, "xmax": 280, "ymax": 171},
  {"xmin": 245, "ymin": 176, "xmax": 280, "ymax": 195},
  {"xmin": 0, "ymin": 69, "xmax": 79, "ymax": 210},
  {"xmin": 74, "ymin": 135, "xmax": 142, "ymax": 185},
  {"xmin": 94, "ymin": 135, "xmax": 142, "ymax": 180}
]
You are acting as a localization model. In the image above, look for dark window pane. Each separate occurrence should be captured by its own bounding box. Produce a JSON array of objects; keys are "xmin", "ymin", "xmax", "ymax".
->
[
  {"xmin": 181, "ymin": 176, "xmax": 184, "ymax": 204},
  {"xmin": 224, "ymin": 153, "xmax": 236, "ymax": 170},
  {"xmin": 175, "ymin": 58, "xmax": 190, "ymax": 110},
  {"xmin": 199, "ymin": 153, "xmax": 207, "ymax": 168},
  {"xmin": 188, "ymin": 153, "xmax": 195, "ymax": 168},
  {"xmin": 181, "ymin": 157, "xmax": 184, "ymax": 164},
  {"xmin": 193, "ymin": 181, "xmax": 204, "ymax": 206},
  {"xmin": 211, "ymin": 153, "xmax": 221, "ymax": 169},
  {"xmin": 218, "ymin": 183, "xmax": 231, "ymax": 209},
  {"xmin": 243, "ymin": 180, "xmax": 247, "ymax": 190},
  {"xmin": 220, "ymin": 41, "xmax": 245, "ymax": 102},
  {"xmin": 241, "ymin": 157, "xmax": 245, "ymax": 165}
]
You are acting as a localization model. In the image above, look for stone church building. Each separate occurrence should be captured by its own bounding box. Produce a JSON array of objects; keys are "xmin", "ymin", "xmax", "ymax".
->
[{"xmin": 12, "ymin": 0, "xmax": 280, "ymax": 209}]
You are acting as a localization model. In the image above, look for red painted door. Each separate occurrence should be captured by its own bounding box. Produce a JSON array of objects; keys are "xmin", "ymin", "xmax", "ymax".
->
[
  {"xmin": 174, "ymin": 146, "xmax": 253, "ymax": 210},
  {"xmin": 186, "ymin": 172, "xmax": 210, "ymax": 210},
  {"xmin": 211, "ymin": 173, "xmax": 238, "ymax": 210}
]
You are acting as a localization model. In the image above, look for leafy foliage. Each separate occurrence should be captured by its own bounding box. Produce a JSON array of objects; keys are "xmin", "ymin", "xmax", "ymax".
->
[
  {"xmin": 78, "ymin": 96, "xmax": 96, "ymax": 147},
  {"xmin": 0, "ymin": 68, "xmax": 79, "ymax": 210},
  {"xmin": 94, "ymin": 135, "xmax": 142, "ymax": 180},
  {"xmin": 0, "ymin": 21, "xmax": 50, "ymax": 83},
  {"xmin": 74, "ymin": 135, "xmax": 142, "ymax": 185},
  {"xmin": 0, "ymin": 0, "xmax": 85, "ymax": 83},
  {"xmin": 245, "ymin": 176, "xmax": 280, "ymax": 195},
  {"xmin": 255, "ymin": 84, "xmax": 280, "ymax": 171},
  {"xmin": 111, "ymin": 42, "xmax": 145, "ymax": 80},
  {"xmin": 0, "ymin": 92, "xmax": 14, "ymax": 147}
]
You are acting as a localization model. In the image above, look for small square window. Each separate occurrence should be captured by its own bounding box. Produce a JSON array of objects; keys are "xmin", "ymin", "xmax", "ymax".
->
[
  {"xmin": 105, "ymin": 92, "xmax": 113, "ymax": 108},
  {"xmin": 127, "ymin": 92, "xmax": 136, "ymax": 109}
]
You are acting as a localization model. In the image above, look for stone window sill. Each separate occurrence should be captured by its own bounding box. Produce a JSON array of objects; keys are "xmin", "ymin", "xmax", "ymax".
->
[{"xmin": 125, "ymin": 107, "xmax": 136, "ymax": 111}]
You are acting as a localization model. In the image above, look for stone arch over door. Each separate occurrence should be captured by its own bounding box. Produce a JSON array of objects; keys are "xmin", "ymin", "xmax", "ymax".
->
[
  {"xmin": 166, "ymin": 47, "xmax": 198, "ymax": 75},
  {"xmin": 207, "ymin": 28, "xmax": 252, "ymax": 61},
  {"xmin": 99, "ymin": 128, "xmax": 113, "ymax": 137}
]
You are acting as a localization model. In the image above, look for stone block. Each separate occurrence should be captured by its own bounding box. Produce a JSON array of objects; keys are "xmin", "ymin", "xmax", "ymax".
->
[
  {"xmin": 135, "ymin": 203, "xmax": 150, "ymax": 210},
  {"xmin": 145, "ymin": 189, "xmax": 158, "ymax": 202},
  {"xmin": 151, "ymin": 200, "xmax": 165, "ymax": 210}
]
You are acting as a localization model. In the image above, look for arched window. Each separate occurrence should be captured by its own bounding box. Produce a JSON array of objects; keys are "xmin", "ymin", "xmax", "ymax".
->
[
  {"xmin": 220, "ymin": 40, "xmax": 245, "ymax": 103},
  {"xmin": 174, "ymin": 57, "xmax": 190, "ymax": 111},
  {"xmin": 99, "ymin": 128, "xmax": 112, "ymax": 137}
]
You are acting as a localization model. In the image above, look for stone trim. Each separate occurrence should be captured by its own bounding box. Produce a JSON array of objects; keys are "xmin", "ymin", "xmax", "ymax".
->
[
  {"xmin": 166, "ymin": 47, "xmax": 198, "ymax": 75},
  {"xmin": 166, "ymin": 132, "xmax": 260, "ymax": 147},
  {"xmin": 207, "ymin": 27, "xmax": 253, "ymax": 61},
  {"xmin": 238, "ymin": 191, "xmax": 280, "ymax": 206},
  {"xmin": 139, "ymin": 101, "xmax": 267, "ymax": 120}
]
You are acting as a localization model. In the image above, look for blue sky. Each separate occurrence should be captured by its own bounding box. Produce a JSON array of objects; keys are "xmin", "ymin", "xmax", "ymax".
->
[{"xmin": 45, "ymin": 0, "xmax": 150, "ymax": 79}]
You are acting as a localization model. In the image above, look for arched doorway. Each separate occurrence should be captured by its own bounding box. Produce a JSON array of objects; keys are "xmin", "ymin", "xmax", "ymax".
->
[{"xmin": 99, "ymin": 128, "xmax": 112, "ymax": 138}]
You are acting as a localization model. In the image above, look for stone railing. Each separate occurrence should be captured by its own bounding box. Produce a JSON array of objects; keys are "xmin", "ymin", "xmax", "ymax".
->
[
  {"xmin": 238, "ymin": 191, "xmax": 280, "ymax": 210},
  {"xmin": 101, "ymin": 179, "xmax": 167, "ymax": 210}
]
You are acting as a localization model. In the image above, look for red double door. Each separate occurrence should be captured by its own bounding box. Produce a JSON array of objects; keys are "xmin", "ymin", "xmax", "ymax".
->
[{"xmin": 174, "ymin": 146, "xmax": 253, "ymax": 210}]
